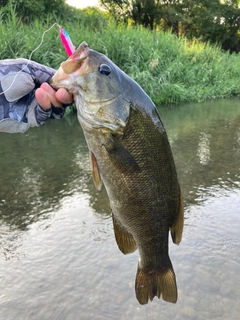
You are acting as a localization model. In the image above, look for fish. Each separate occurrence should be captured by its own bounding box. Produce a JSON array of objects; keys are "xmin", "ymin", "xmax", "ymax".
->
[{"xmin": 51, "ymin": 42, "xmax": 184, "ymax": 305}]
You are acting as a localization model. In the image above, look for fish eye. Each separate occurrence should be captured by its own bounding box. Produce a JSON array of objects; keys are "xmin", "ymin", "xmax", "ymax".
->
[{"xmin": 98, "ymin": 64, "xmax": 111, "ymax": 76}]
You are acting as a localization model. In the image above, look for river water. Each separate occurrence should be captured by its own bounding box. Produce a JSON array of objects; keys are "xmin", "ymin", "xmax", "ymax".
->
[{"xmin": 0, "ymin": 98, "xmax": 239, "ymax": 320}]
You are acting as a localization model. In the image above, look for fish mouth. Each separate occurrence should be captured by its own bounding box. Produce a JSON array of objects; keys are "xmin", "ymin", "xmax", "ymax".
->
[
  {"xmin": 49, "ymin": 78, "xmax": 68, "ymax": 91},
  {"xmin": 50, "ymin": 78, "xmax": 76, "ymax": 92}
]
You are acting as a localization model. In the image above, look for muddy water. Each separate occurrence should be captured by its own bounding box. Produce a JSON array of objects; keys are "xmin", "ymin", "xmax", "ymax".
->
[{"xmin": 0, "ymin": 98, "xmax": 239, "ymax": 320}]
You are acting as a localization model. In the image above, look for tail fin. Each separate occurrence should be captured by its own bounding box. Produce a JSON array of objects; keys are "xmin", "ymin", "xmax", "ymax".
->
[{"xmin": 135, "ymin": 266, "xmax": 177, "ymax": 304}]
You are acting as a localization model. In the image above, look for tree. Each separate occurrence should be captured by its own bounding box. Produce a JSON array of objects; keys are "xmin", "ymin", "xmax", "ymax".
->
[
  {"xmin": 219, "ymin": 0, "xmax": 240, "ymax": 51},
  {"xmin": 100, "ymin": 0, "xmax": 240, "ymax": 51},
  {"xmin": 0, "ymin": 0, "xmax": 67, "ymax": 23},
  {"xmin": 100, "ymin": 0, "xmax": 161, "ymax": 28},
  {"xmin": 100, "ymin": 0, "xmax": 131, "ymax": 23},
  {"xmin": 131, "ymin": 0, "xmax": 161, "ymax": 29},
  {"xmin": 177, "ymin": 0, "xmax": 240, "ymax": 51}
]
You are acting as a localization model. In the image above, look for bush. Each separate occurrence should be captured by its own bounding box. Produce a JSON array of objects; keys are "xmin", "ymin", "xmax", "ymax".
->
[{"xmin": 1, "ymin": 10, "xmax": 240, "ymax": 105}]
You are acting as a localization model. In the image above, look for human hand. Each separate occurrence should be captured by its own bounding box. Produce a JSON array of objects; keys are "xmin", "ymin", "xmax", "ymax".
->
[
  {"xmin": 0, "ymin": 58, "xmax": 74, "ymax": 132},
  {"xmin": 35, "ymin": 82, "xmax": 73, "ymax": 110}
]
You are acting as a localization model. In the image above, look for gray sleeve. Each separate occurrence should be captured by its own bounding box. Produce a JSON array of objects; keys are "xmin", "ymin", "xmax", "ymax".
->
[
  {"xmin": 1, "ymin": 72, "xmax": 35, "ymax": 102},
  {"xmin": 0, "ymin": 58, "xmax": 56, "ymax": 85},
  {"xmin": 0, "ymin": 59, "xmax": 57, "ymax": 132},
  {"xmin": 26, "ymin": 59, "xmax": 56, "ymax": 85},
  {"xmin": 0, "ymin": 96, "xmax": 38, "ymax": 133}
]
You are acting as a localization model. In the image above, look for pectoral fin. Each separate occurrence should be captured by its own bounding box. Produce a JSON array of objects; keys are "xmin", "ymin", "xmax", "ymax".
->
[
  {"xmin": 170, "ymin": 190, "xmax": 184, "ymax": 245},
  {"xmin": 89, "ymin": 151, "xmax": 102, "ymax": 191},
  {"xmin": 112, "ymin": 214, "xmax": 137, "ymax": 254},
  {"xmin": 102, "ymin": 134, "xmax": 140, "ymax": 174}
]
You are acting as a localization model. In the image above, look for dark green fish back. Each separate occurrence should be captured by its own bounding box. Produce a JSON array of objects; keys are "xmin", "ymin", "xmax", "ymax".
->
[{"xmin": 84, "ymin": 105, "xmax": 183, "ymax": 304}]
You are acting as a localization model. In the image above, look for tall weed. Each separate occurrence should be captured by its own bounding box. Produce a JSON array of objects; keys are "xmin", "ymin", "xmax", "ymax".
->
[{"xmin": 0, "ymin": 11, "xmax": 240, "ymax": 105}]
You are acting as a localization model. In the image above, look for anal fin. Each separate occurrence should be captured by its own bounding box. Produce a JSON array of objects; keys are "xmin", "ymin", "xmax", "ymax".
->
[{"xmin": 112, "ymin": 214, "xmax": 137, "ymax": 254}]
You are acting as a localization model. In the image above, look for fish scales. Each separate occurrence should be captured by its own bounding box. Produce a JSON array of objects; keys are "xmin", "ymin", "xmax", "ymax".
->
[
  {"xmin": 51, "ymin": 42, "xmax": 184, "ymax": 305},
  {"xmin": 90, "ymin": 106, "xmax": 179, "ymax": 258}
]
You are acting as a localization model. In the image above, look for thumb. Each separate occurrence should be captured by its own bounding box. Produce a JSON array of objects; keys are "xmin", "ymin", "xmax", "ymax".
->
[{"xmin": 35, "ymin": 88, "xmax": 52, "ymax": 110}]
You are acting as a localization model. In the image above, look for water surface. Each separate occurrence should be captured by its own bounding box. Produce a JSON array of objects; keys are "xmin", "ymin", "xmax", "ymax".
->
[{"xmin": 0, "ymin": 98, "xmax": 240, "ymax": 320}]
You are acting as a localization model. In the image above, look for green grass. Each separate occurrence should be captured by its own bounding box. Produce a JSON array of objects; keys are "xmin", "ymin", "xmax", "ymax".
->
[{"xmin": 1, "ymin": 11, "xmax": 240, "ymax": 105}]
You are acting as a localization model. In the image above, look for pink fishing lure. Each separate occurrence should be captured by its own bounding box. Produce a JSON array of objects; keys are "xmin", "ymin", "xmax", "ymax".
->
[{"xmin": 59, "ymin": 28, "xmax": 75, "ymax": 57}]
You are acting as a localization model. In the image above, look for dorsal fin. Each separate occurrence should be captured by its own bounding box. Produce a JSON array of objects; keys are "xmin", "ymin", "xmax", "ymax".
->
[{"xmin": 170, "ymin": 190, "xmax": 184, "ymax": 245}]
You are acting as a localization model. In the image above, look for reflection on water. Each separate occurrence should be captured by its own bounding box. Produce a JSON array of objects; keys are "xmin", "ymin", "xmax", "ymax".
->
[
  {"xmin": 0, "ymin": 98, "xmax": 239, "ymax": 319},
  {"xmin": 197, "ymin": 132, "xmax": 211, "ymax": 165},
  {"xmin": 161, "ymin": 98, "xmax": 240, "ymax": 208}
]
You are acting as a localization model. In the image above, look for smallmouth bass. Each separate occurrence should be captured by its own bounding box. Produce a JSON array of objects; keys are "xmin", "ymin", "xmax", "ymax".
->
[{"xmin": 51, "ymin": 42, "xmax": 184, "ymax": 305}]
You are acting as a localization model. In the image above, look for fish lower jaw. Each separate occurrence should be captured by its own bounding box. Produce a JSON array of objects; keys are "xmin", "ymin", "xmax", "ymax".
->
[
  {"xmin": 51, "ymin": 82, "xmax": 76, "ymax": 93},
  {"xmin": 77, "ymin": 107, "xmax": 125, "ymax": 131},
  {"xmin": 84, "ymin": 96, "xmax": 116, "ymax": 106},
  {"xmin": 78, "ymin": 113, "xmax": 121, "ymax": 131}
]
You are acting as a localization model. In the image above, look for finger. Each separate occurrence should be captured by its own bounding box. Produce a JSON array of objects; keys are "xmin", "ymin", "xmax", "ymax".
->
[
  {"xmin": 40, "ymin": 82, "xmax": 62, "ymax": 107},
  {"xmin": 35, "ymin": 88, "xmax": 51, "ymax": 110},
  {"xmin": 55, "ymin": 88, "xmax": 73, "ymax": 104}
]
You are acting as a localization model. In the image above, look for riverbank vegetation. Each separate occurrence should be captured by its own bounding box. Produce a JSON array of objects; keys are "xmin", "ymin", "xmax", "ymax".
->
[
  {"xmin": 101, "ymin": 0, "xmax": 240, "ymax": 53},
  {"xmin": 0, "ymin": 3, "xmax": 240, "ymax": 105}
]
